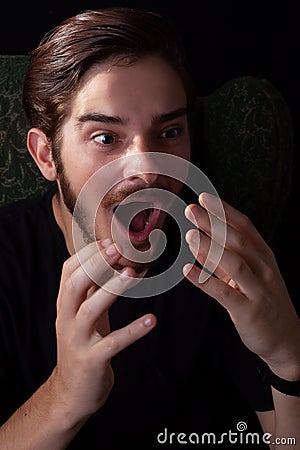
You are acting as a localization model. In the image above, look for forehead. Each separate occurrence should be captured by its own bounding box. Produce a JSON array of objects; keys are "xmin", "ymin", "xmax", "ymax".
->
[{"xmin": 71, "ymin": 55, "xmax": 187, "ymax": 117}]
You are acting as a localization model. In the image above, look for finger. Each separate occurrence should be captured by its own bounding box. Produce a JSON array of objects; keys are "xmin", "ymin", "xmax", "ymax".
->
[
  {"xmin": 59, "ymin": 237, "xmax": 120, "ymax": 287},
  {"xmin": 199, "ymin": 192, "xmax": 271, "ymax": 257},
  {"xmin": 95, "ymin": 309, "xmax": 110, "ymax": 337},
  {"xmin": 183, "ymin": 263, "xmax": 246, "ymax": 314},
  {"xmin": 185, "ymin": 202, "xmax": 227, "ymax": 252},
  {"xmin": 57, "ymin": 240, "xmax": 100, "ymax": 313},
  {"xmin": 185, "ymin": 228, "xmax": 229, "ymax": 282},
  {"xmin": 60, "ymin": 240, "xmax": 100, "ymax": 283},
  {"xmin": 87, "ymin": 283, "xmax": 110, "ymax": 337},
  {"xmin": 98, "ymin": 313, "xmax": 157, "ymax": 361},
  {"xmin": 185, "ymin": 201, "xmax": 265, "ymax": 272},
  {"xmin": 75, "ymin": 268, "xmax": 139, "ymax": 341},
  {"xmin": 57, "ymin": 240, "xmax": 122, "ymax": 320},
  {"xmin": 185, "ymin": 228, "xmax": 257, "ymax": 295}
]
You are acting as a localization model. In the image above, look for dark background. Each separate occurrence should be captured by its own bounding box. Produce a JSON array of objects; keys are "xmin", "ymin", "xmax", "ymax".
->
[{"xmin": 1, "ymin": 0, "xmax": 299, "ymax": 306}]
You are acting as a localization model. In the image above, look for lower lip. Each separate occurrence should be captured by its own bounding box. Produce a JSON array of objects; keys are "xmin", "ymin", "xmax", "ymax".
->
[{"xmin": 128, "ymin": 208, "xmax": 161, "ymax": 243}]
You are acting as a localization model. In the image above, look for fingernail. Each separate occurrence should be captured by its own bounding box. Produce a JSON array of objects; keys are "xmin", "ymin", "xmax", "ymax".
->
[
  {"xmin": 186, "ymin": 205, "xmax": 198, "ymax": 219},
  {"xmin": 119, "ymin": 268, "xmax": 132, "ymax": 279},
  {"xmin": 199, "ymin": 192, "xmax": 215, "ymax": 207},
  {"xmin": 186, "ymin": 229, "xmax": 200, "ymax": 247},
  {"xmin": 102, "ymin": 238, "xmax": 112, "ymax": 248},
  {"xmin": 188, "ymin": 205, "xmax": 203, "ymax": 222},
  {"xmin": 199, "ymin": 192, "xmax": 207, "ymax": 206},
  {"xmin": 185, "ymin": 205, "xmax": 193, "ymax": 219},
  {"xmin": 144, "ymin": 317, "xmax": 153, "ymax": 327},
  {"xmin": 105, "ymin": 244, "xmax": 118, "ymax": 256},
  {"xmin": 191, "ymin": 230, "xmax": 200, "ymax": 245},
  {"xmin": 183, "ymin": 264, "xmax": 196, "ymax": 277}
]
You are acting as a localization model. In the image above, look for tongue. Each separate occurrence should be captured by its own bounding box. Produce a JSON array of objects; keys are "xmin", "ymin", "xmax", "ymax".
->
[{"xmin": 130, "ymin": 210, "xmax": 149, "ymax": 232}]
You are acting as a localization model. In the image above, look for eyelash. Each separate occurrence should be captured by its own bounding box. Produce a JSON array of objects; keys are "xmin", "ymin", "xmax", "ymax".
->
[
  {"xmin": 160, "ymin": 126, "xmax": 183, "ymax": 140},
  {"xmin": 93, "ymin": 132, "xmax": 118, "ymax": 146},
  {"xmin": 92, "ymin": 125, "xmax": 183, "ymax": 149}
]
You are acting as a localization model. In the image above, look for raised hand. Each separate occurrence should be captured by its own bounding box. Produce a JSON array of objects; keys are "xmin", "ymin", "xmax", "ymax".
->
[
  {"xmin": 52, "ymin": 238, "xmax": 156, "ymax": 425},
  {"xmin": 184, "ymin": 192, "xmax": 300, "ymax": 380}
]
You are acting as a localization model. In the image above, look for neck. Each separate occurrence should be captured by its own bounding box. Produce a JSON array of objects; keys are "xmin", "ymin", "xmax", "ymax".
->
[{"xmin": 52, "ymin": 192, "xmax": 75, "ymax": 255}]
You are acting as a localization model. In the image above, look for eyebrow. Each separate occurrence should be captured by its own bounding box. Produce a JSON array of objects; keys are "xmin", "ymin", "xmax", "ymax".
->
[
  {"xmin": 152, "ymin": 107, "xmax": 187, "ymax": 124},
  {"xmin": 76, "ymin": 113, "xmax": 127, "ymax": 127},
  {"xmin": 75, "ymin": 107, "xmax": 187, "ymax": 127}
]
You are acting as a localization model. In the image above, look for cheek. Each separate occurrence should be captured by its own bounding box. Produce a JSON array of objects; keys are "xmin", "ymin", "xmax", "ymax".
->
[
  {"xmin": 74, "ymin": 157, "xmax": 123, "ymax": 197},
  {"xmin": 95, "ymin": 206, "xmax": 111, "ymax": 229},
  {"xmin": 171, "ymin": 179, "xmax": 185, "ymax": 196},
  {"xmin": 64, "ymin": 157, "xmax": 101, "ymax": 196},
  {"xmin": 181, "ymin": 135, "xmax": 191, "ymax": 160},
  {"xmin": 169, "ymin": 135, "xmax": 191, "ymax": 164}
]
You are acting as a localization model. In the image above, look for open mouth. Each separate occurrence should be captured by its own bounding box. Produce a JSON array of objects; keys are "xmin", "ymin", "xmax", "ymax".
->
[{"xmin": 113, "ymin": 201, "xmax": 161, "ymax": 243}]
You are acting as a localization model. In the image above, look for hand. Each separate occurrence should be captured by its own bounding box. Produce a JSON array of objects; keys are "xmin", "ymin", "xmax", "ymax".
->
[
  {"xmin": 51, "ymin": 239, "xmax": 156, "ymax": 426},
  {"xmin": 184, "ymin": 192, "xmax": 300, "ymax": 380}
]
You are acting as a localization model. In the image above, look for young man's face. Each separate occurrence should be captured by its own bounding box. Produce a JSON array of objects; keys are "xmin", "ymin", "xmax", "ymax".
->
[{"xmin": 57, "ymin": 54, "xmax": 190, "ymax": 273}]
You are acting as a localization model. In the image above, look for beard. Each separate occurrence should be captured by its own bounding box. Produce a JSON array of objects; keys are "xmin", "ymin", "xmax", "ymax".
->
[{"xmin": 54, "ymin": 159, "xmax": 168, "ymax": 275}]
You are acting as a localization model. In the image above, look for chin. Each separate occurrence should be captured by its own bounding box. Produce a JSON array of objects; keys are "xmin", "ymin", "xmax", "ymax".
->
[{"xmin": 112, "ymin": 257, "xmax": 150, "ymax": 276}]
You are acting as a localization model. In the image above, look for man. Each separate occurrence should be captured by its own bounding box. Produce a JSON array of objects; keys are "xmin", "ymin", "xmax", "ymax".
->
[{"xmin": 0, "ymin": 7, "xmax": 299, "ymax": 449}]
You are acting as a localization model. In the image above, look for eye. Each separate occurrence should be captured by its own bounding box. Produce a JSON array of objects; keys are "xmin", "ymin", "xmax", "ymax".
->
[
  {"xmin": 161, "ymin": 127, "xmax": 182, "ymax": 140},
  {"xmin": 94, "ymin": 132, "xmax": 117, "ymax": 145}
]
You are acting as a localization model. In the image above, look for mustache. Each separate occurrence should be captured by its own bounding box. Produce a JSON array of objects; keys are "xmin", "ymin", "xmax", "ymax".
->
[{"xmin": 101, "ymin": 182, "xmax": 168, "ymax": 208}]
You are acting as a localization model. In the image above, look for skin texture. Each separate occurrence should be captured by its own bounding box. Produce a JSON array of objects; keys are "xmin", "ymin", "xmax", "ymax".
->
[
  {"xmin": 184, "ymin": 193, "xmax": 300, "ymax": 380},
  {"xmin": 52, "ymin": 56, "xmax": 190, "ymax": 269},
  {"xmin": 184, "ymin": 193, "xmax": 300, "ymax": 448},
  {"xmin": 0, "ymin": 55, "xmax": 190, "ymax": 449},
  {"xmin": 0, "ymin": 54, "xmax": 299, "ymax": 449}
]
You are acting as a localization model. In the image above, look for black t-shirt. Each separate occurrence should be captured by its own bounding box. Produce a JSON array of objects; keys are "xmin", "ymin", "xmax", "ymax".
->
[{"xmin": 0, "ymin": 187, "xmax": 273, "ymax": 449}]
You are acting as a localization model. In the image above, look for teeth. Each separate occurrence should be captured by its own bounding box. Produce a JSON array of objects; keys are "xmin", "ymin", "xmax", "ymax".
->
[{"xmin": 114, "ymin": 200, "xmax": 154, "ymax": 208}]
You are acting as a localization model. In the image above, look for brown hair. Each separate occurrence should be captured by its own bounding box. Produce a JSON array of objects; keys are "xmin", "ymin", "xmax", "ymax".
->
[{"xmin": 22, "ymin": 7, "xmax": 194, "ymax": 147}]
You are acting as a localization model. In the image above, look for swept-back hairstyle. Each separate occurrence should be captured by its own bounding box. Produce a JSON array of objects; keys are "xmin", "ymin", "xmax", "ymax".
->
[{"xmin": 23, "ymin": 7, "xmax": 194, "ymax": 145}]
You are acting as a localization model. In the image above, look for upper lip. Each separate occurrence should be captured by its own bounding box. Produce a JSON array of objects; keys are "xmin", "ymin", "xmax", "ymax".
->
[
  {"xmin": 112, "ymin": 202, "xmax": 162, "ymax": 224},
  {"xmin": 111, "ymin": 195, "xmax": 162, "ymax": 212}
]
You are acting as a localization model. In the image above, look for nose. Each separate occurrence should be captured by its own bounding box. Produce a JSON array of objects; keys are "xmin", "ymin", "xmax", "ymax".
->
[{"xmin": 122, "ymin": 137, "xmax": 161, "ymax": 186}]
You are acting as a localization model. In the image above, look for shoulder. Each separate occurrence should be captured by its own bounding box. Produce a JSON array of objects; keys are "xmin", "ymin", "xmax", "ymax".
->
[
  {"xmin": 0, "ymin": 187, "xmax": 55, "ymax": 227},
  {"xmin": 0, "ymin": 185, "xmax": 64, "ymax": 267},
  {"xmin": 0, "ymin": 185, "xmax": 67, "ymax": 309}
]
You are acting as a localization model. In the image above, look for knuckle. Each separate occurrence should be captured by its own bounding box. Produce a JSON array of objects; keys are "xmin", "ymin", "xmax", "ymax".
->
[
  {"xmin": 64, "ymin": 274, "xmax": 77, "ymax": 294},
  {"xmin": 55, "ymin": 317, "xmax": 64, "ymax": 338},
  {"xmin": 55, "ymin": 316, "xmax": 60, "ymax": 332},
  {"xmin": 234, "ymin": 229, "xmax": 248, "ymax": 250},
  {"xmin": 126, "ymin": 323, "xmax": 137, "ymax": 340},
  {"xmin": 104, "ymin": 334, "xmax": 118, "ymax": 353},
  {"xmin": 216, "ymin": 282, "xmax": 232, "ymax": 299},
  {"xmin": 240, "ymin": 212, "xmax": 252, "ymax": 229},
  {"xmin": 62, "ymin": 257, "xmax": 75, "ymax": 275},
  {"xmin": 89, "ymin": 252, "xmax": 101, "ymax": 271},
  {"xmin": 231, "ymin": 257, "xmax": 245, "ymax": 278},
  {"xmin": 79, "ymin": 299, "xmax": 93, "ymax": 319},
  {"xmin": 261, "ymin": 262, "xmax": 275, "ymax": 285},
  {"xmin": 265, "ymin": 244, "xmax": 276, "ymax": 262}
]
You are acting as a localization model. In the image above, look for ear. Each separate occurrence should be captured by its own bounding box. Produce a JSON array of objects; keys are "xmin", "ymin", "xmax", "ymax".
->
[{"xmin": 27, "ymin": 128, "xmax": 57, "ymax": 181}]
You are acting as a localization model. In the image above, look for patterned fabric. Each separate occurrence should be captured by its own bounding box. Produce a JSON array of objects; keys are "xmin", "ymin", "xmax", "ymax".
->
[
  {"xmin": 0, "ymin": 55, "xmax": 53, "ymax": 206},
  {"xmin": 0, "ymin": 55, "xmax": 294, "ymax": 242},
  {"xmin": 191, "ymin": 76, "xmax": 294, "ymax": 242}
]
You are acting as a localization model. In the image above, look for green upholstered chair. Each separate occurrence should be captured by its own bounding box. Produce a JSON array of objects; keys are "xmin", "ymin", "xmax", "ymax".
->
[
  {"xmin": 190, "ymin": 76, "xmax": 294, "ymax": 243},
  {"xmin": 0, "ymin": 55, "xmax": 53, "ymax": 206},
  {"xmin": 0, "ymin": 54, "xmax": 294, "ymax": 243}
]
